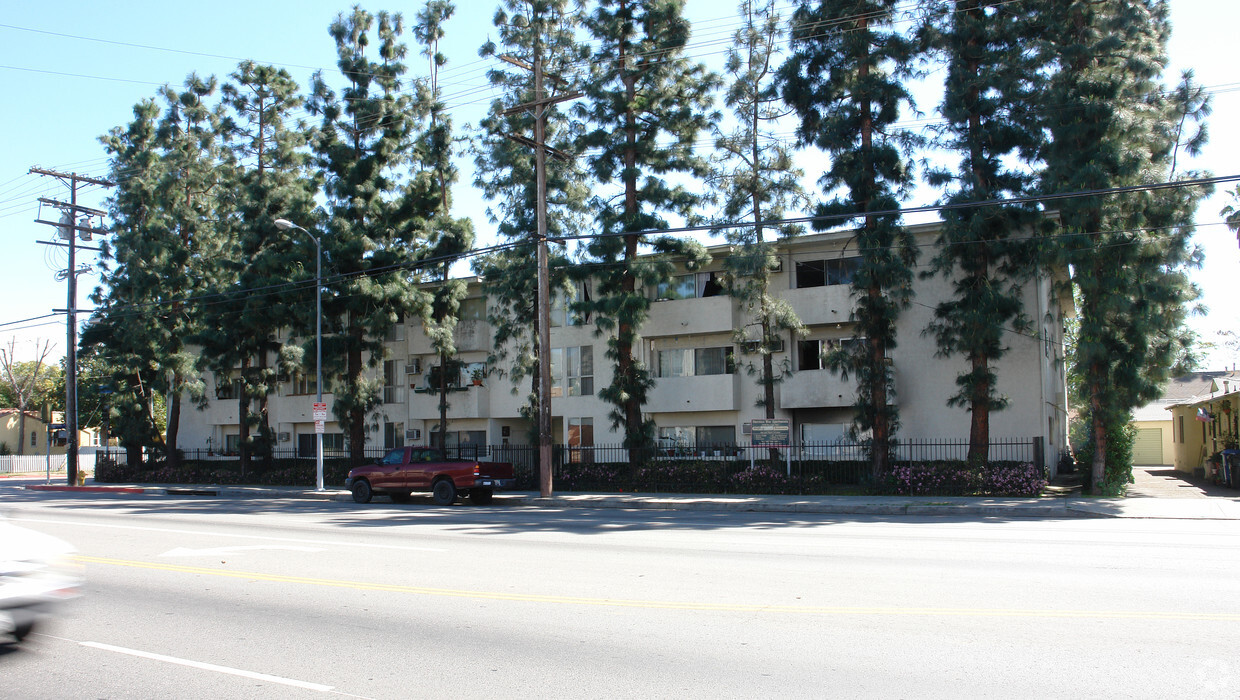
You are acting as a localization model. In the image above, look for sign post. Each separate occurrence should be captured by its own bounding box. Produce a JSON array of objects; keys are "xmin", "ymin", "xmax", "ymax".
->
[
  {"xmin": 312, "ymin": 401, "xmax": 327, "ymax": 491},
  {"xmin": 750, "ymin": 419, "xmax": 792, "ymax": 476},
  {"xmin": 313, "ymin": 402, "xmax": 327, "ymax": 435}
]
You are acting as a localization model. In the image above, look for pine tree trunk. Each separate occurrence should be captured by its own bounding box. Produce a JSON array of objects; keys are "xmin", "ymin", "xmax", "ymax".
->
[
  {"xmin": 1090, "ymin": 364, "xmax": 1107, "ymax": 488},
  {"xmin": 869, "ymin": 323, "xmax": 889, "ymax": 478},
  {"xmin": 967, "ymin": 353, "xmax": 991, "ymax": 466},
  {"xmin": 257, "ymin": 351, "xmax": 272, "ymax": 469},
  {"xmin": 238, "ymin": 357, "xmax": 251, "ymax": 473},
  {"xmin": 620, "ymin": 34, "xmax": 644, "ymax": 449},
  {"xmin": 166, "ymin": 379, "xmax": 181, "ymax": 469},
  {"xmin": 348, "ymin": 327, "xmax": 366, "ymax": 464}
]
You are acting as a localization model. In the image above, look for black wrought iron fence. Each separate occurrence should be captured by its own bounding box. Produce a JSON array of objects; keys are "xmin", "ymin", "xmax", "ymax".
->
[{"xmin": 97, "ymin": 437, "xmax": 1043, "ymax": 494}]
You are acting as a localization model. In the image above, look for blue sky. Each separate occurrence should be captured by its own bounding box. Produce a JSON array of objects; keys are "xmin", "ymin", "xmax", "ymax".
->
[{"xmin": 2, "ymin": 0, "xmax": 1237, "ymax": 370}]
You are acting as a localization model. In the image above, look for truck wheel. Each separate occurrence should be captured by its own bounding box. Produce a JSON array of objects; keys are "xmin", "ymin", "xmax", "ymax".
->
[
  {"xmin": 351, "ymin": 479, "xmax": 373, "ymax": 504},
  {"xmin": 389, "ymin": 491, "xmax": 412, "ymax": 504},
  {"xmin": 470, "ymin": 489, "xmax": 494, "ymax": 505},
  {"xmin": 431, "ymin": 479, "xmax": 457, "ymax": 505}
]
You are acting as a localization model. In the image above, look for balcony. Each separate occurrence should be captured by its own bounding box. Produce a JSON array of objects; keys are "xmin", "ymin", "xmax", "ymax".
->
[
  {"xmin": 778, "ymin": 368, "xmax": 857, "ymax": 409},
  {"xmin": 645, "ymin": 373, "xmax": 738, "ymax": 413},
  {"xmin": 408, "ymin": 384, "xmax": 490, "ymax": 420},
  {"xmin": 783, "ymin": 285, "xmax": 853, "ymax": 326},
  {"xmin": 407, "ymin": 319, "xmax": 492, "ymax": 354},
  {"xmin": 642, "ymin": 295, "xmax": 734, "ymax": 337}
]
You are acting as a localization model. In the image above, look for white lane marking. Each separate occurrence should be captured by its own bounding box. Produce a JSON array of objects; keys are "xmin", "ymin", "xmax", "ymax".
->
[
  {"xmin": 160, "ymin": 545, "xmax": 324, "ymax": 557},
  {"xmin": 14, "ymin": 517, "xmax": 445, "ymax": 552},
  {"xmin": 80, "ymin": 641, "xmax": 334, "ymax": 692}
]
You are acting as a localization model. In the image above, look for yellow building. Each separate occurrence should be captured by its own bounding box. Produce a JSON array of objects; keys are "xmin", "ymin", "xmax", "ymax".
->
[
  {"xmin": 0, "ymin": 408, "xmax": 100, "ymax": 456},
  {"xmin": 1161, "ymin": 372, "xmax": 1240, "ymax": 478}
]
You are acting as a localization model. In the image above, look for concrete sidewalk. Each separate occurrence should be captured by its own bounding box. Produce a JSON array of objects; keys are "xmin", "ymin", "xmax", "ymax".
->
[{"xmin": 17, "ymin": 476, "xmax": 1240, "ymax": 520}]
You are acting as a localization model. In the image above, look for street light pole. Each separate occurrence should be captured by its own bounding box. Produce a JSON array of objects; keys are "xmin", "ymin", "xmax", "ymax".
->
[{"xmin": 275, "ymin": 218, "xmax": 324, "ymax": 491}]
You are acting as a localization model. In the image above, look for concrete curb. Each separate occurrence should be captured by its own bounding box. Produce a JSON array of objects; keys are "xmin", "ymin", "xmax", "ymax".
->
[{"xmin": 18, "ymin": 483, "xmax": 1240, "ymax": 520}]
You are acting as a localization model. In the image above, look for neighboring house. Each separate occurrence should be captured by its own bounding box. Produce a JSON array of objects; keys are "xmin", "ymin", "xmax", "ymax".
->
[
  {"xmin": 0, "ymin": 408, "xmax": 100, "ymax": 455},
  {"xmin": 1127, "ymin": 372, "xmax": 1232, "ymax": 466},
  {"xmin": 1159, "ymin": 371, "xmax": 1240, "ymax": 477},
  {"xmin": 177, "ymin": 224, "xmax": 1074, "ymax": 474}
]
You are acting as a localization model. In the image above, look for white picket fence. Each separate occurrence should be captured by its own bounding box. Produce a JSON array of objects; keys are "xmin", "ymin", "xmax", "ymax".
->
[{"xmin": 0, "ymin": 453, "xmax": 98, "ymax": 475}]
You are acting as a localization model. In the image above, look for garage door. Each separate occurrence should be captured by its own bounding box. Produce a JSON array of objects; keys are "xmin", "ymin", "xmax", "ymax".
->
[{"xmin": 1132, "ymin": 427, "xmax": 1164, "ymax": 465}]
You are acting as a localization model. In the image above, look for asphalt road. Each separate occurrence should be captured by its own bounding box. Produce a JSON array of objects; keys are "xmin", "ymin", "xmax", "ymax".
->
[{"xmin": 3, "ymin": 488, "xmax": 1239, "ymax": 699}]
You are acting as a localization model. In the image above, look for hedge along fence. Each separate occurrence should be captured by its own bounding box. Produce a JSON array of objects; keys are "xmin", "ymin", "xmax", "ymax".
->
[{"xmin": 95, "ymin": 441, "xmax": 1049, "ymax": 497}]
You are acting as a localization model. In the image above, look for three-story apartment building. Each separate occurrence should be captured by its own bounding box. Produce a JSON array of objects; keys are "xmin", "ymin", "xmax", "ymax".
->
[{"xmin": 179, "ymin": 223, "xmax": 1073, "ymax": 472}]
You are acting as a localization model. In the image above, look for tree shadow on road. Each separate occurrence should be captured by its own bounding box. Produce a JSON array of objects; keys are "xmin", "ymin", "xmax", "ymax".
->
[{"xmin": 3, "ymin": 484, "xmax": 1084, "ymax": 534}]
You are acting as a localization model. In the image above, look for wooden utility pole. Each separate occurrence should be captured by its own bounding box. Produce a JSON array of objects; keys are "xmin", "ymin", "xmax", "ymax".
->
[
  {"xmin": 30, "ymin": 167, "xmax": 112, "ymax": 485},
  {"xmin": 499, "ymin": 50, "xmax": 581, "ymax": 498}
]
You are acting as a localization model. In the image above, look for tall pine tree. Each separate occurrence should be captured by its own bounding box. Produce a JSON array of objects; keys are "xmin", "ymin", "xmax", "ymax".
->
[
  {"xmin": 923, "ymin": 1, "xmax": 1045, "ymax": 465},
  {"xmin": 309, "ymin": 8, "xmax": 430, "ymax": 461},
  {"xmin": 411, "ymin": 0, "xmax": 475, "ymax": 449},
  {"xmin": 780, "ymin": 0, "xmax": 924, "ymax": 477},
  {"xmin": 712, "ymin": 0, "xmax": 807, "ymax": 424},
  {"xmin": 577, "ymin": 0, "xmax": 717, "ymax": 450},
  {"xmin": 1041, "ymin": 0, "xmax": 1208, "ymax": 490},
  {"xmin": 194, "ymin": 61, "xmax": 317, "ymax": 472}
]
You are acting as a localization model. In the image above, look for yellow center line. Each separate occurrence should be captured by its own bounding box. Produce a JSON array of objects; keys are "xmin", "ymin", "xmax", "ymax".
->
[{"xmin": 74, "ymin": 555, "xmax": 1240, "ymax": 621}]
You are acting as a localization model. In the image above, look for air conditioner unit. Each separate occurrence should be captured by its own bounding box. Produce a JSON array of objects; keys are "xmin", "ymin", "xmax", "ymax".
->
[
  {"xmin": 742, "ymin": 422, "xmax": 752, "ymax": 435},
  {"xmin": 405, "ymin": 428, "xmax": 422, "ymax": 441},
  {"xmin": 405, "ymin": 357, "xmax": 422, "ymax": 374},
  {"xmin": 278, "ymin": 432, "xmax": 291, "ymax": 442}
]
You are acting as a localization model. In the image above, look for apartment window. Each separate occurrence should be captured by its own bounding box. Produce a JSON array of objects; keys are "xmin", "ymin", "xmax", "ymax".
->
[
  {"xmin": 385, "ymin": 314, "xmax": 406, "ymax": 342},
  {"xmin": 31, "ymin": 431, "xmax": 37, "ymax": 447},
  {"xmin": 652, "ymin": 272, "xmax": 723, "ymax": 301},
  {"xmin": 795, "ymin": 257, "xmax": 861, "ymax": 288},
  {"xmin": 460, "ymin": 297, "xmax": 486, "ymax": 321},
  {"xmin": 551, "ymin": 282, "xmax": 591, "ymax": 327},
  {"xmin": 430, "ymin": 430, "xmax": 487, "ymax": 454},
  {"xmin": 798, "ymin": 338, "xmax": 865, "ymax": 371},
  {"xmin": 1179, "ymin": 416, "xmax": 1185, "ymax": 444},
  {"xmin": 225, "ymin": 434, "xmax": 240, "ymax": 454},
  {"xmin": 567, "ymin": 417, "xmax": 594, "ymax": 464},
  {"xmin": 696, "ymin": 425, "xmax": 736, "ymax": 446},
  {"xmin": 655, "ymin": 347, "xmax": 735, "ymax": 378},
  {"xmin": 426, "ymin": 363, "xmax": 462, "ymax": 390},
  {"xmin": 384, "ymin": 421, "xmax": 405, "ymax": 450},
  {"xmin": 551, "ymin": 346, "xmax": 594, "ymax": 397},
  {"xmin": 658, "ymin": 426, "xmax": 693, "ymax": 450},
  {"xmin": 657, "ymin": 426, "xmax": 736, "ymax": 448},
  {"xmin": 383, "ymin": 360, "xmax": 403, "ymax": 404},
  {"xmin": 215, "ymin": 372, "xmax": 240, "ymax": 400},
  {"xmin": 298, "ymin": 433, "xmax": 344, "ymax": 458},
  {"xmin": 289, "ymin": 373, "xmax": 318, "ymax": 396}
]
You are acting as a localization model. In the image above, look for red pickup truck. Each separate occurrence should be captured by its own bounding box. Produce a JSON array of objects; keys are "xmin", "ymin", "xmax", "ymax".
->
[{"xmin": 345, "ymin": 447, "xmax": 516, "ymax": 505}]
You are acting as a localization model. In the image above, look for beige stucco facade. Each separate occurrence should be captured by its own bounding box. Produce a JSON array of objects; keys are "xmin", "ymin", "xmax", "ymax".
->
[{"xmin": 177, "ymin": 225, "xmax": 1073, "ymax": 472}]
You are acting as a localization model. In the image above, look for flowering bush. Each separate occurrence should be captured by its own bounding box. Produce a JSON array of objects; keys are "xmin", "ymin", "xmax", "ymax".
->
[
  {"xmin": 886, "ymin": 461, "xmax": 1046, "ymax": 496},
  {"xmin": 556, "ymin": 461, "xmax": 627, "ymax": 492},
  {"xmin": 729, "ymin": 465, "xmax": 791, "ymax": 494}
]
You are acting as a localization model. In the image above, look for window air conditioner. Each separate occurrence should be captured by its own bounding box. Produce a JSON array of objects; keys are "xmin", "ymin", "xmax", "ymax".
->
[
  {"xmin": 405, "ymin": 428, "xmax": 422, "ymax": 441},
  {"xmin": 742, "ymin": 422, "xmax": 752, "ymax": 435},
  {"xmin": 405, "ymin": 357, "xmax": 422, "ymax": 374}
]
